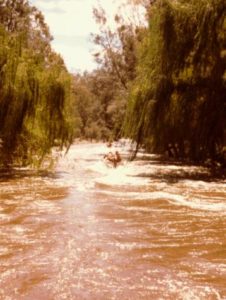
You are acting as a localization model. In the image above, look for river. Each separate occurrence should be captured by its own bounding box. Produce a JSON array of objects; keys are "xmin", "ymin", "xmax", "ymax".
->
[{"xmin": 0, "ymin": 142, "xmax": 225, "ymax": 300}]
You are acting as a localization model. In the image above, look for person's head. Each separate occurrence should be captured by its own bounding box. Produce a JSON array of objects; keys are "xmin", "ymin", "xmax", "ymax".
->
[{"xmin": 107, "ymin": 142, "xmax": 112, "ymax": 148}]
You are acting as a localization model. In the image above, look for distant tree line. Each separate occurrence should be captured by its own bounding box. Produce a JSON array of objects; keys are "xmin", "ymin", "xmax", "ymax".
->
[{"xmin": 73, "ymin": 1, "xmax": 143, "ymax": 142}]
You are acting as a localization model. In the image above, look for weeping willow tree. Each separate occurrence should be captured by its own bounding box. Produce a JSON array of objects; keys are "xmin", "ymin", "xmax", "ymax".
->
[
  {"xmin": 125, "ymin": 0, "xmax": 226, "ymax": 162},
  {"xmin": 0, "ymin": 0, "xmax": 76, "ymax": 167}
]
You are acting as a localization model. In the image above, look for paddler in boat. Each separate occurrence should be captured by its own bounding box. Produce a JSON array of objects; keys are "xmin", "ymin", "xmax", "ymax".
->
[
  {"xmin": 104, "ymin": 142, "xmax": 122, "ymax": 168},
  {"xmin": 104, "ymin": 151, "xmax": 121, "ymax": 168}
]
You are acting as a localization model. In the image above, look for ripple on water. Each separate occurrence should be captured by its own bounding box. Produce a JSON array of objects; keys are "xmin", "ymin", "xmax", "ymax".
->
[{"xmin": 0, "ymin": 142, "xmax": 225, "ymax": 299}]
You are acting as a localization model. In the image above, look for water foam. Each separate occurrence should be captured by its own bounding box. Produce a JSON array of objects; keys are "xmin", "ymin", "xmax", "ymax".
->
[{"xmin": 57, "ymin": 142, "xmax": 226, "ymax": 214}]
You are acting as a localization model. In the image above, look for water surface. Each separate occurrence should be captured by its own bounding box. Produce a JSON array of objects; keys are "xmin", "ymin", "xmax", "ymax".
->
[{"xmin": 0, "ymin": 142, "xmax": 225, "ymax": 299}]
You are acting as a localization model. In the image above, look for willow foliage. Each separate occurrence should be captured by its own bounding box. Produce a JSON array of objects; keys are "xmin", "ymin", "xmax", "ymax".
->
[
  {"xmin": 125, "ymin": 0, "xmax": 226, "ymax": 162},
  {"xmin": 0, "ymin": 1, "xmax": 76, "ymax": 167}
]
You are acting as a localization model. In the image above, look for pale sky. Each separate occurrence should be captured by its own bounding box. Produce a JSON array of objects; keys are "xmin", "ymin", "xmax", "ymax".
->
[{"xmin": 29, "ymin": 0, "xmax": 122, "ymax": 73}]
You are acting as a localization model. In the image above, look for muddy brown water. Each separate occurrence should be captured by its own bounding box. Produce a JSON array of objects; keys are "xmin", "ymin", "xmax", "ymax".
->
[{"xmin": 0, "ymin": 142, "xmax": 225, "ymax": 300}]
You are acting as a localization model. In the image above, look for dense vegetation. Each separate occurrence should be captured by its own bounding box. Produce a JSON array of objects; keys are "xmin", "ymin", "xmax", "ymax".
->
[
  {"xmin": 124, "ymin": 0, "xmax": 226, "ymax": 163},
  {"xmin": 78, "ymin": 0, "xmax": 225, "ymax": 165},
  {"xmin": 73, "ymin": 2, "xmax": 144, "ymax": 142},
  {"xmin": 0, "ymin": 0, "xmax": 225, "ymax": 168},
  {"xmin": 0, "ymin": 0, "xmax": 76, "ymax": 167}
]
